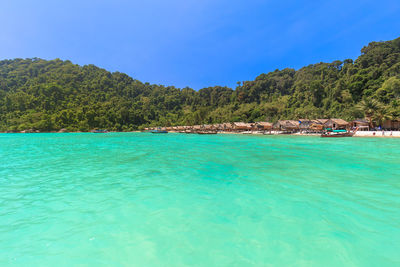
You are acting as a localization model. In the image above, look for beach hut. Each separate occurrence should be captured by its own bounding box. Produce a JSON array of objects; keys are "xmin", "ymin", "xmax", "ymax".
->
[
  {"xmin": 216, "ymin": 123, "xmax": 233, "ymax": 132},
  {"xmin": 182, "ymin": 126, "xmax": 193, "ymax": 133},
  {"xmin": 232, "ymin": 122, "xmax": 253, "ymax": 132},
  {"xmin": 315, "ymin": 119, "xmax": 329, "ymax": 125},
  {"xmin": 193, "ymin": 125, "xmax": 202, "ymax": 131},
  {"xmin": 224, "ymin": 123, "xmax": 234, "ymax": 132},
  {"xmin": 255, "ymin": 122, "xmax": 273, "ymax": 131},
  {"xmin": 351, "ymin": 119, "xmax": 369, "ymax": 131},
  {"xmin": 324, "ymin": 119, "xmax": 349, "ymax": 130},
  {"xmin": 212, "ymin": 124, "xmax": 222, "ymax": 131},
  {"xmin": 203, "ymin": 124, "xmax": 215, "ymax": 130},
  {"xmin": 298, "ymin": 119, "xmax": 314, "ymax": 132},
  {"xmin": 382, "ymin": 119, "xmax": 400, "ymax": 130},
  {"xmin": 274, "ymin": 120, "xmax": 300, "ymax": 132},
  {"xmin": 309, "ymin": 120, "xmax": 324, "ymax": 132}
]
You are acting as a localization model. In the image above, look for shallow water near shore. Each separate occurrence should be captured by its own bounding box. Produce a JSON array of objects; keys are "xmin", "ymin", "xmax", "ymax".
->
[{"xmin": 0, "ymin": 133, "xmax": 399, "ymax": 266}]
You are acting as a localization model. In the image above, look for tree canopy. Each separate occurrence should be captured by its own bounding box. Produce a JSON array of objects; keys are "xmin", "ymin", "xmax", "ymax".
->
[{"xmin": 0, "ymin": 37, "xmax": 399, "ymax": 132}]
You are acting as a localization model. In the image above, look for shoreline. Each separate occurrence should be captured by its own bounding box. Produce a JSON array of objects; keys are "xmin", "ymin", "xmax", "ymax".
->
[{"xmin": 1, "ymin": 130, "xmax": 400, "ymax": 138}]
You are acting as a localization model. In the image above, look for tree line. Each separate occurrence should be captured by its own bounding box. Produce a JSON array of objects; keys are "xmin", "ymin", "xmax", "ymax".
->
[{"xmin": 0, "ymin": 37, "xmax": 399, "ymax": 132}]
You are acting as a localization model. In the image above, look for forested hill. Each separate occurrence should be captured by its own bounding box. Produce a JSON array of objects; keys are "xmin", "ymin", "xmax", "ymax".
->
[{"xmin": 1, "ymin": 37, "xmax": 399, "ymax": 132}]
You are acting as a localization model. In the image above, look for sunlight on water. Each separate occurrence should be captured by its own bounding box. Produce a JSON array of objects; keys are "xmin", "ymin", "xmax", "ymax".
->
[{"xmin": 0, "ymin": 133, "xmax": 399, "ymax": 266}]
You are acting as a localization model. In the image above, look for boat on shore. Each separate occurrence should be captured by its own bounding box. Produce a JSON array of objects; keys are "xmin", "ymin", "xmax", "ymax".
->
[
  {"xmin": 92, "ymin": 129, "xmax": 108, "ymax": 133},
  {"xmin": 151, "ymin": 129, "xmax": 168, "ymax": 134},
  {"xmin": 321, "ymin": 128, "xmax": 357, "ymax": 137}
]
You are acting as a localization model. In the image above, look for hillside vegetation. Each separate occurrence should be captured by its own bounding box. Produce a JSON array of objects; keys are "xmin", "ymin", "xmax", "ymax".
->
[{"xmin": 0, "ymin": 37, "xmax": 399, "ymax": 132}]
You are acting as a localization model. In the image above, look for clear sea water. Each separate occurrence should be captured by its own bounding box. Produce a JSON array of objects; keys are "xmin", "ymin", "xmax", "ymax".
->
[{"xmin": 0, "ymin": 133, "xmax": 399, "ymax": 266}]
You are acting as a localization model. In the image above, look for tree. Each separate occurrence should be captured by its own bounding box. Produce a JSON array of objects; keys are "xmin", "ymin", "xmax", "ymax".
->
[
  {"xmin": 356, "ymin": 98, "xmax": 383, "ymax": 128},
  {"xmin": 372, "ymin": 106, "xmax": 393, "ymax": 128}
]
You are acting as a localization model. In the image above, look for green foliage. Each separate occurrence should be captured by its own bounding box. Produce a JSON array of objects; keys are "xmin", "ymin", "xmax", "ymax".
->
[{"xmin": 1, "ymin": 37, "xmax": 400, "ymax": 131}]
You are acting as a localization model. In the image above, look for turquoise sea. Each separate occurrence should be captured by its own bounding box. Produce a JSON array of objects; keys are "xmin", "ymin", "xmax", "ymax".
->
[{"xmin": 0, "ymin": 133, "xmax": 399, "ymax": 266}]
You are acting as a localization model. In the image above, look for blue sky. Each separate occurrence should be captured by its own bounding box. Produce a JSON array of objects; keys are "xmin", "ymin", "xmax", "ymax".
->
[{"xmin": 0, "ymin": 0, "xmax": 399, "ymax": 89}]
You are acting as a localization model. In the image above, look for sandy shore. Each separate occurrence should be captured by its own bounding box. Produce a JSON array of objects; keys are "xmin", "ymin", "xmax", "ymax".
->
[
  {"xmin": 353, "ymin": 131, "xmax": 400, "ymax": 137},
  {"xmin": 2, "ymin": 130, "xmax": 400, "ymax": 137},
  {"xmin": 194, "ymin": 130, "xmax": 400, "ymax": 137}
]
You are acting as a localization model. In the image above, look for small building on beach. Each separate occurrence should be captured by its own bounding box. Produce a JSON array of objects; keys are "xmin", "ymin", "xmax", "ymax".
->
[
  {"xmin": 315, "ymin": 119, "xmax": 329, "ymax": 125},
  {"xmin": 324, "ymin": 119, "xmax": 349, "ymax": 130},
  {"xmin": 255, "ymin": 122, "xmax": 273, "ymax": 131},
  {"xmin": 274, "ymin": 120, "xmax": 300, "ymax": 132},
  {"xmin": 298, "ymin": 119, "xmax": 315, "ymax": 132},
  {"xmin": 309, "ymin": 120, "xmax": 324, "ymax": 132},
  {"xmin": 351, "ymin": 119, "xmax": 370, "ymax": 131},
  {"xmin": 222, "ymin": 123, "xmax": 234, "ymax": 132},
  {"xmin": 232, "ymin": 122, "xmax": 253, "ymax": 131},
  {"xmin": 382, "ymin": 119, "xmax": 400, "ymax": 130},
  {"xmin": 203, "ymin": 124, "xmax": 215, "ymax": 130},
  {"xmin": 193, "ymin": 125, "xmax": 202, "ymax": 131}
]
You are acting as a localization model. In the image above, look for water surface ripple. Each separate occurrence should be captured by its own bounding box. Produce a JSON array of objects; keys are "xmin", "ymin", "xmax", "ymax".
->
[{"xmin": 0, "ymin": 133, "xmax": 399, "ymax": 266}]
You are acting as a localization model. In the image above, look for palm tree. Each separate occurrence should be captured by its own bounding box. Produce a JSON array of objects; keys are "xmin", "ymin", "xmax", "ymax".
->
[
  {"xmin": 373, "ymin": 106, "xmax": 393, "ymax": 129},
  {"xmin": 356, "ymin": 98, "xmax": 383, "ymax": 128}
]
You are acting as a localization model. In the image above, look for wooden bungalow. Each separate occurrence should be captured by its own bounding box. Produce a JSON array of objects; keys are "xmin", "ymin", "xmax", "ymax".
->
[
  {"xmin": 255, "ymin": 122, "xmax": 273, "ymax": 131},
  {"xmin": 225, "ymin": 123, "xmax": 234, "ymax": 131},
  {"xmin": 212, "ymin": 124, "xmax": 222, "ymax": 131},
  {"xmin": 309, "ymin": 120, "xmax": 324, "ymax": 132},
  {"xmin": 324, "ymin": 119, "xmax": 349, "ymax": 130},
  {"xmin": 315, "ymin": 119, "xmax": 329, "ymax": 125},
  {"xmin": 274, "ymin": 120, "xmax": 300, "ymax": 132},
  {"xmin": 203, "ymin": 124, "xmax": 215, "ymax": 130},
  {"xmin": 232, "ymin": 122, "xmax": 253, "ymax": 132},
  {"xmin": 219, "ymin": 123, "xmax": 233, "ymax": 132},
  {"xmin": 305, "ymin": 119, "xmax": 324, "ymax": 132},
  {"xmin": 382, "ymin": 119, "xmax": 400, "ymax": 130},
  {"xmin": 183, "ymin": 126, "xmax": 193, "ymax": 133},
  {"xmin": 298, "ymin": 119, "xmax": 314, "ymax": 132},
  {"xmin": 351, "ymin": 119, "xmax": 369, "ymax": 131},
  {"xmin": 193, "ymin": 125, "xmax": 202, "ymax": 131}
]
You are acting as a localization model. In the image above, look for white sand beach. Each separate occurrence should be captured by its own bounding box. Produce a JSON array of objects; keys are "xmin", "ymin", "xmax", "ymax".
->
[{"xmin": 354, "ymin": 131, "xmax": 400, "ymax": 137}]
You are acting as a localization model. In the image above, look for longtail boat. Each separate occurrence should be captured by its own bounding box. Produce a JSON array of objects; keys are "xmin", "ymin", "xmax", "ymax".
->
[
  {"xmin": 321, "ymin": 128, "xmax": 357, "ymax": 137},
  {"xmin": 151, "ymin": 129, "xmax": 168, "ymax": 134},
  {"xmin": 92, "ymin": 129, "xmax": 108, "ymax": 133}
]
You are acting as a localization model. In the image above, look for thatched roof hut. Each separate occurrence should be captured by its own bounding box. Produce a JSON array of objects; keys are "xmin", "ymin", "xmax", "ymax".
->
[
  {"xmin": 315, "ymin": 119, "xmax": 329, "ymax": 124},
  {"xmin": 255, "ymin": 122, "xmax": 273, "ymax": 130},
  {"xmin": 274, "ymin": 120, "xmax": 300, "ymax": 131},
  {"xmin": 382, "ymin": 119, "xmax": 400, "ymax": 130},
  {"xmin": 214, "ymin": 123, "xmax": 233, "ymax": 131},
  {"xmin": 232, "ymin": 122, "xmax": 253, "ymax": 131},
  {"xmin": 223, "ymin": 123, "xmax": 233, "ymax": 130},
  {"xmin": 324, "ymin": 119, "xmax": 349, "ymax": 129},
  {"xmin": 203, "ymin": 124, "xmax": 215, "ymax": 130},
  {"xmin": 297, "ymin": 119, "xmax": 312, "ymax": 130},
  {"xmin": 309, "ymin": 123, "xmax": 324, "ymax": 131},
  {"xmin": 212, "ymin": 124, "xmax": 222, "ymax": 130},
  {"xmin": 351, "ymin": 119, "xmax": 369, "ymax": 130}
]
